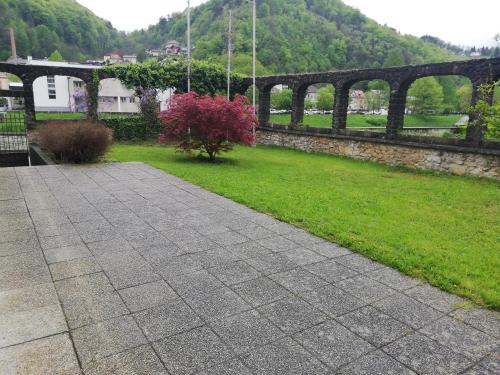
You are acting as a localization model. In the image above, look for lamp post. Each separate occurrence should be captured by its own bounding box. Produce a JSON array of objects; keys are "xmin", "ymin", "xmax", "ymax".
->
[
  {"xmin": 227, "ymin": 9, "xmax": 232, "ymax": 100},
  {"xmin": 251, "ymin": 0, "xmax": 256, "ymax": 143},
  {"xmin": 187, "ymin": 0, "xmax": 191, "ymax": 93}
]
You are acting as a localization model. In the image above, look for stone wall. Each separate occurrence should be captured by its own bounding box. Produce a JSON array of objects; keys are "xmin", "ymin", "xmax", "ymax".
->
[{"xmin": 257, "ymin": 128, "xmax": 500, "ymax": 179}]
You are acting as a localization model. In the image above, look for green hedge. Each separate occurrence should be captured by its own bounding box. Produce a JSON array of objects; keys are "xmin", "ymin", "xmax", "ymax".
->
[{"xmin": 102, "ymin": 118, "xmax": 161, "ymax": 141}]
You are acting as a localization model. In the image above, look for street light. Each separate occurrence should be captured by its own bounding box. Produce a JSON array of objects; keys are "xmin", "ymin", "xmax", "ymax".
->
[
  {"xmin": 187, "ymin": 0, "xmax": 191, "ymax": 93},
  {"xmin": 227, "ymin": 9, "xmax": 232, "ymax": 100}
]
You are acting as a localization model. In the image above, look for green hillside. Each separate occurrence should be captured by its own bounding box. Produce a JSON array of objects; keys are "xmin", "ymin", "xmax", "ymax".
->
[
  {"xmin": 0, "ymin": 0, "xmax": 125, "ymax": 61},
  {"xmin": 127, "ymin": 0, "xmax": 458, "ymax": 74},
  {"xmin": 1, "ymin": 0, "xmax": 458, "ymax": 74}
]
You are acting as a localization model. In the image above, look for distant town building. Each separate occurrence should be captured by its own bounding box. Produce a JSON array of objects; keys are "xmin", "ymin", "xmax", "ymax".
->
[
  {"xmin": 146, "ymin": 40, "xmax": 190, "ymax": 58},
  {"xmin": 348, "ymin": 90, "xmax": 368, "ymax": 111},
  {"xmin": 103, "ymin": 53, "xmax": 137, "ymax": 65},
  {"xmin": 306, "ymin": 85, "xmax": 318, "ymax": 103}
]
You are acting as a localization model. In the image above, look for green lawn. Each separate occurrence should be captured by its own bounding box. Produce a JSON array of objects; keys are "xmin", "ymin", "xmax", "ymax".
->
[
  {"xmin": 269, "ymin": 114, "xmax": 462, "ymax": 128},
  {"xmin": 108, "ymin": 144, "xmax": 500, "ymax": 309},
  {"xmin": 35, "ymin": 112, "xmax": 135, "ymax": 120}
]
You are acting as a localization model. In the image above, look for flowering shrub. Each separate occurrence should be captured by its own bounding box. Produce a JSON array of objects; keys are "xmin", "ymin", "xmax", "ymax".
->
[{"xmin": 159, "ymin": 93, "xmax": 257, "ymax": 160}]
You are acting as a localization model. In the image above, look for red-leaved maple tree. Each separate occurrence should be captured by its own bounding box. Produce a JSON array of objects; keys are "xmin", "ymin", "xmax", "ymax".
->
[{"xmin": 159, "ymin": 92, "xmax": 258, "ymax": 160}]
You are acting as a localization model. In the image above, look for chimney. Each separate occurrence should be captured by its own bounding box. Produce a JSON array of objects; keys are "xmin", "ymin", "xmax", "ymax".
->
[{"xmin": 9, "ymin": 28, "xmax": 17, "ymax": 59}]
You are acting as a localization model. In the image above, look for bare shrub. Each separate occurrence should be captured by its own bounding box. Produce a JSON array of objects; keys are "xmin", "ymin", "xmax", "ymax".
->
[{"xmin": 38, "ymin": 121, "xmax": 113, "ymax": 163}]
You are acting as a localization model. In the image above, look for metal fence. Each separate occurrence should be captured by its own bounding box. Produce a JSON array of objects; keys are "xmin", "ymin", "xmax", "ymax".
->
[{"xmin": 0, "ymin": 106, "xmax": 30, "ymax": 165}]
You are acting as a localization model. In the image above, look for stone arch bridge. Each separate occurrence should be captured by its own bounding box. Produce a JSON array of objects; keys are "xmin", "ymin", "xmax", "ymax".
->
[
  {"xmin": 244, "ymin": 57, "xmax": 500, "ymax": 144},
  {"xmin": 1, "ymin": 57, "xmax": 499, "ymax": 145}
]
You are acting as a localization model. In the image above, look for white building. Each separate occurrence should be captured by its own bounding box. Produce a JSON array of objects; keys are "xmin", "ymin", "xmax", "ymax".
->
[{"xmin": 1, "ymin": 58, "xmax": 173, "ymax": 113}]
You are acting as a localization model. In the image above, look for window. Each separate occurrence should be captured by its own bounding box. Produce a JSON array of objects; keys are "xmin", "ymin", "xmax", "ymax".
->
[
  {"xmin": 73, "ymin": 81, "xmax": 83, "ymax": 88},
  {"xmin": 120, "ymin": 97, "xmax": 127, "ymax": 103},
  {"xmin": 47, "ymin": 76, "xmax": 56, "ymax": 99},
  {"xmin": 129, "ymin": 97, "xmax": 136, "ymax": 103}
]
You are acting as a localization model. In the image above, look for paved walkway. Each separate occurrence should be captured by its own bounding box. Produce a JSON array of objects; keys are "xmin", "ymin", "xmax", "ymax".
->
[{"xmin": 0, "ymin": 162, "xmax": 498, "ymax": 375}]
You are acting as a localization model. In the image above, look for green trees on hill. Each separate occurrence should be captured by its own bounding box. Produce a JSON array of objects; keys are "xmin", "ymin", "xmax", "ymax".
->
[
  {"xmin": 0, "ymin": 0, "xmax": 123, "ymax": 61},
  {"xmin": 127, "ymin": 0, "xmax": 456, "ymax": 74}
]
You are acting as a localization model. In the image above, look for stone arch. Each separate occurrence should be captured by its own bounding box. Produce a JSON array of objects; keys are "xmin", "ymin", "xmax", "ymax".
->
[
  {"xmin": 398, "ymin": 74, "xmax": 473, "ymax": 139},
  {"xmin": 32, "ymin": 75, "xmax": 89, "ymax": 116}
]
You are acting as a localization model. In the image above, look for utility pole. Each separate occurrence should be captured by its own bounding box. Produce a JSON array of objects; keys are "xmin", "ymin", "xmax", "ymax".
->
[
  {"xmin": 227, "ymin": 10, "xmax": 232, "ymax": 100},
  {"xmin": 252, "ymin": 0, "xmax": 256, "ymax": 140},
  {"xmin": 187, "ymin": 0, "xmax": 191, "ymax": 92}
]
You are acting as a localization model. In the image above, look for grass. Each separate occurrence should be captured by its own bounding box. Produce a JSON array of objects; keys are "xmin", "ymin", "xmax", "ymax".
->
[
  {"xmin": 269, "ymin": 114, "xmax": 462, "ymax": 128},
  {"xmin": 108, "ymin": 144, "xmax": 500, "ymax": 309},
  {"xmin": 35, "ymin": 112, "xmax": 135, "ymax": 120}
]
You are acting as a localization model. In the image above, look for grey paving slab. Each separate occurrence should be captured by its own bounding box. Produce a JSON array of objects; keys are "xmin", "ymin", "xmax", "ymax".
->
[
  {"xmin": 0, "ymin": 283, "xmax": 58, "ymax": 314},
  {"xmin": 2, "ymin": 163, "xmax": 499, "ymax": 375},
  {"xmin": 231, "ymin": 277, "xmax": 291, "ymax": 307},
  {"xmin": 118, "ymin": 280, "xmax": 178, "ymax": 312},
  {"xmin": 49, "ymin": 256, "xmax": 102, "ymax": 281},
  {"xmin": 134, "ymin": 299, "xmax": 204, "ymax": 341},
  {"xmin": 257, "ymin": 296, "xmax": 328, "ymax": 334},
  {"xmin": 165, "ymin": 269, "xmax": 225, "ymax": 297},
  {"xmin": 210, "ymin": 309, "xmax": 285, "ymax": 354},
  {"xmin": 227, "ymin": 241, "xmax": 273, "ymax": 259},
  {"xmin": 270, "ymin": 267, "xmax": 329, "ymax": 293},
  {"xmin": 86, "ymin": 236, "xmax": 134, "ymax": 256},
  {"xmin": 305, "ymin": 240, "xmax": 352, "ymax": 258},
  {"xmin": 72, "ymin": 315, "xmax": 148, "ymax": 367},
  {"xmin": 372, "ymin": 292, "xmax": 443, "ymax": 329},
  {"xmin": 85, "ymin": 344, "xmax": 168, "ymax": 375},
  {"xmin": 241, "ymin": 337, "xmax": 330, "ymax": 374},
  {"xmin": 208, "ymin": 260, "xmax": 262, "ymax": 285},
  {"xmin": 337, "ymin": 350, "xmax": 416, "ymax": 375},
  {"xmin": 0, "ymin": 304, "xmax": 67, "ymax": 348},
  {"xmin": 281, "ymin": 247, "xmax": 327, "ymax": 265},
  {"xmin": 154, "ymin": 326, "xmax": 233, "ymax": 375},
  {"xmin": 335, "ymin": 253, "xmax": 385, "ymax": 273},
  {"xmin": 451, "ymin": 308, "xmax": 500, "ymax": 338},
  {"xmin": 304, "ymin": 259, "xmax": 359, "ymax": 282},
  {"xmin": 191, "ymin": 247, "xmax": 241, "ymax": 268},
  {"xmin": 382, "ymin": 332, "xmax": 472, "ymax": 375},
  {"xmin": 195, "ymin": 358, "xmax": 253, "ymax": 375},
  {"xmin": 293, "ymin": 320, "xmax": 374, "ymax": 370},
  {"xmin": 44, "ymin": 244, "xmax": 92, "ymax": 264},
  {"xmin": 0, "ymin": 334, "xmax": 81, "ymax": 375},
  {"xmin": 367, "ymin": 266, "xmax": 421, "ymax": 291},
  {"xmin": 184, "ymin": 286, "xmax": 251, "ymax": 320},
  {"xmin": 336, "ymin": 306, "xmax": 412, "ymax": 347},
  {"xmin": 39, "ymin": 233, "xmax": 84, "ymax": 250},
  {"xmin": 299, "ymin": 284, "xmax": 366, "ymax": 317},
  {"xmin": 335, "ymin": 275, "xmax": 396, "ymax": 303},
  {"xmin": 419, "ymin": 316, "xmax": 499, "ymax": 360},
  {"xmin": 405, "ymin": 284, "xmax": 465, "ymax": 313}
]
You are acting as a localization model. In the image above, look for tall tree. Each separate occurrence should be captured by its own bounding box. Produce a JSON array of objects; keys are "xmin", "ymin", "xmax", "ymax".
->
[
  {"xmin": 407, "ymin": 77, "xmax": 444, "ymax": 114},
  {"xmin": 48, "ymin": 49, "xmax": 64, "ymax": 61},
  {"xmin": 383, "ymin": 48, "xmax": 405, "ymax": 68}
]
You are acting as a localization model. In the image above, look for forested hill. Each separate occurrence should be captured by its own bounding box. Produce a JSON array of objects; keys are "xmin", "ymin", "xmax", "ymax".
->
[
  {"xmin": 0, "ymin": 0, "xmax": 125, "ymax": 61},
  {"xmin": 1, "ymin": 0, "xmax": 459, "ymax": 74},
  {"xmin": 126, "ymin": 0, "xmax": 458, "ymax": 74}
]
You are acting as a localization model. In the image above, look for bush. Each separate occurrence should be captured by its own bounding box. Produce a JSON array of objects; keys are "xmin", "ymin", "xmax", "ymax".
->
[
  {"xmin": 159, "ymin": 93, "xmax": 257, "ymax": 160},
  {"xmin": 38, "ymin": 121, "xmax": 112, "ymax": 163},
  {"xmin": 102, "ymin": 117, "xmax": 159, "ymax": 141}
]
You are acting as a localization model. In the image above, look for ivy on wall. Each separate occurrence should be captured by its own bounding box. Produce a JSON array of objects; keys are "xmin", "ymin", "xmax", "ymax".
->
[{"xmin": 104, "ymin": 59, "xmax": 248, "ymax": 97}]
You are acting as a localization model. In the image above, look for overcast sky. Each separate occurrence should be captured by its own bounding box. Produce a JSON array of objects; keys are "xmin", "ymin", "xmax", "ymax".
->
[{"xmin": 77, "ymin": 0, "xmax": 499, "ymax": 47}]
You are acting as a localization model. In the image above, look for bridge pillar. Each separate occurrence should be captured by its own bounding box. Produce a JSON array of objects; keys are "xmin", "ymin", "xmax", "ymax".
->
[
  {"xmin": 386, "ymin": 84, "xmax": 408, "ymax": 138},
  {"xmin": 332, "ymin": 83, "xmax": 349, "ymax": 130},
  {"xmin": 258, "ymin": 85, "xmax": 271, "ymax": 127},
  {"xmin": 21, "ymin": 77, "xmax": 36, "ymax": 130},
  {"xmin": 465, "ymin": 80, "xmax": 493, "ymax": 145},
  {"xmin": 291, "ymin": 85, "xmax": 307, "ymax": 126},
  {"xmin": 83, "ymin": 74, "xmax": 99, "ymax": 122}
]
